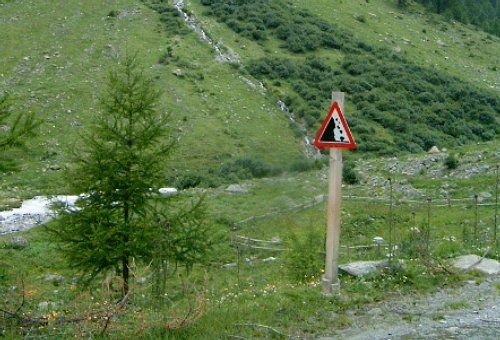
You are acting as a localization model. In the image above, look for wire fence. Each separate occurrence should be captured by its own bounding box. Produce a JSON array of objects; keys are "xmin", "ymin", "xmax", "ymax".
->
[{"xmin": 230, "ymin": 171, "xmax": 499, "ymax": 264}]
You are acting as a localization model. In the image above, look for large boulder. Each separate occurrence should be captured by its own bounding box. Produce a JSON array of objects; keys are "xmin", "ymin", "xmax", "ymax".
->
[
  {"xmin": 451, "ymin": 255, "xmax": 499, "ymax": 275},
  {"xmin": 226, "ymin": 184, "xmax": 248, "ymax": 194},
  {"xmin": 428, "ymin": 146, "xmax": 440, "ymax": 154},
  {"xmin": 339, "ymin": 260, "xmax": 389, "ymax": 277},
  {"xmin": 44, "ymin": 274, "xmax": 65, "ymax": 284},
  {"xmin": 158, "ymin": 187, "xmax": 178, "ymax": 196}
]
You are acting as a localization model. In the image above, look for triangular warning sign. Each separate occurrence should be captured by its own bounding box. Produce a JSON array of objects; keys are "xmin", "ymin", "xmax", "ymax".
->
[{"xmin": 314, "ymin": 102, "xmax": 356, "ymax": 149}]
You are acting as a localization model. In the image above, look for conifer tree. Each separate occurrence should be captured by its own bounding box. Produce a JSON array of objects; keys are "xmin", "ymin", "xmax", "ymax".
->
[
  {"xmin": 0, "ymin": 93, "xmax": 39, "ymax": 150},
  {"xmin": 50, "ymin": 56, "xmax": 174, "ymax": 294}
]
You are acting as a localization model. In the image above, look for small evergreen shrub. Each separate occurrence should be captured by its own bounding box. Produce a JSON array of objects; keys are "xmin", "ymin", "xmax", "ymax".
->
[
  {"xmin": 444, "ymin": 154, "xmax": 459, "ymax": 170},
  {"xmin": 343, "ymin": 161, "xmax": 359, "ymax": 185}
]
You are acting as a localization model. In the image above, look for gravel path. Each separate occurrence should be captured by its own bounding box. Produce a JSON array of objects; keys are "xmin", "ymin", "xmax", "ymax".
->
[{"xmin": 321, "ymin": 276, "xmax": 499, "ymax": 339}]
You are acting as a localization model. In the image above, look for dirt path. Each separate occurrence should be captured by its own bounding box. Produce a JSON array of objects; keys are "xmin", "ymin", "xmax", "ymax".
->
[{"xmin": 321, "ymin": 276, "xmax": 499, "ymax": 339}]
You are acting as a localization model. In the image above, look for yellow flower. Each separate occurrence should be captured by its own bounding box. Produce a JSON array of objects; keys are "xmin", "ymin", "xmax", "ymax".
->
[{"xmin": 26, "ymin": 290, "xmax": 37, "ymax": 297}]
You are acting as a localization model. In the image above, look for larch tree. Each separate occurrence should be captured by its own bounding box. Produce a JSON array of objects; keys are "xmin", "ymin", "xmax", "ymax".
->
[
  {"xmin": 49, "ymin": 56, "xmax": 174, "ymax": 295},
  {"xmin": 0, "ymin": 93, "xmax": 39, "ymax": 151}
]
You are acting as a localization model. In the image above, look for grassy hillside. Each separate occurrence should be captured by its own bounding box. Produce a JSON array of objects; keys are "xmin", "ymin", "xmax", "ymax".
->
[
  {"xmin": 2, "ymin": 141, "xmax": 497, "ymax": 337},
  {"xmin": 191, "ymin": 0, "xmax": 499, "ymax": 156},
  {"xmin": 0, "ymin": 0, "xmax": 304, "ymax": 198},
  {"xmin": 293, "ymin": 0, "xmax": 500, "ymax": 91}
]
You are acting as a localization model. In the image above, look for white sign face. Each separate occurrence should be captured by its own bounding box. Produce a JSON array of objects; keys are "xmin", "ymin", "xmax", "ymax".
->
[{"xmin": 314, "ymin": 102, "xmax": 356, "ymax": 149}]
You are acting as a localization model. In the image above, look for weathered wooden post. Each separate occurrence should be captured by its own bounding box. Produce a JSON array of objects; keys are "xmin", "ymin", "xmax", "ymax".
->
[
  {"xmin": 314, "ymin": 92, "xmax": 356, "ymax": 296},
  {"xmin": 495, "ymin": 165, "xmax": 498, "ymax": 250}
]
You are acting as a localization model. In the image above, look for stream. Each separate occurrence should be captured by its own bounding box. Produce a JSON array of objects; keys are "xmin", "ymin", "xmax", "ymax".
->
[
  {"xmin": 173, "ymin": 1, "xmax": 317, "ymax": 154},
  {"xmin": 0, "ymin": 1, "xmax": 318, "ymax": 237},
  {"xmin": 0, "ymin": 196, "xmax": 78, "ymax": 235}
]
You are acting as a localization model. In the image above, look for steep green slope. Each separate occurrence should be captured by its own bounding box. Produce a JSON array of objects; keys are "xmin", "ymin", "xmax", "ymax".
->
[
  {"xmin": 0, "ymin": 0, "xmax": 304, "ymax": 196},
  {"xmin": 191, "ymin": 0, "xmax": 499, "ymax": 154},
  {"xmin": 290, "ymin": 0, "xmax": 500, "ymax": 91},
  {"xmin": 412, "ymin": 0, "xmax": 499, "ymax": 36}
]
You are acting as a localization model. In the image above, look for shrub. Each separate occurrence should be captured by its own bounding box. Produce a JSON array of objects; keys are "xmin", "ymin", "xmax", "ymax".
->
[
  {"xmin": 290, "ymin": 158, "xmax": 323, "ymax": 173},
  {"xmin": 343, "ymin": 161, "xmax": 359, "ymax": 184},
  {"xmin": 203, "ymin": 0, "xmax": 500, "ymax": 154},
  {"xmin": 287, "ymin": 230, "xmax": 324, "ymax": 283},
  {"xmin": 107, "ymin": 10, "xmax": 119, "ymax": 18},
  {"xmin": 219, "ymin": 157, "xmax": 282, "ymax": 180},
  {"xmin": 444, "ymin": 154, "xmax": 459, "ymax": 170}
]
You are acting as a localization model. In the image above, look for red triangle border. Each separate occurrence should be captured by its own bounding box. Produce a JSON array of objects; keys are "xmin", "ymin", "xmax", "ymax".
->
[{"xmin": 313, "ymin": 102, "xmax": 356, "ymax": 150}]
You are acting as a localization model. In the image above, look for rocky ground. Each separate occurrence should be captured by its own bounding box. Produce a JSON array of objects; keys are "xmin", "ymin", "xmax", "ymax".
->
[{"xmin": 321, "ymin": 276, "xmax": 499, "ymax": 339}]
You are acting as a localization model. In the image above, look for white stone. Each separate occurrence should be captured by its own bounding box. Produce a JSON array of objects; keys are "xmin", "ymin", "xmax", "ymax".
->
[
  {"xmin": 45, "ymin": 274, "xmax": 64, "ymax": 283},
  {"xmin": 339, "ymin": 260, "xmax": 388, "ymax": 277},
  {"xmin": 428, "ymin": 146, "xmax": 440, "ymax": 154},
  {"xmin": 226, "ymin": 184, "xmax": 247, "ymax": 194},
  {"xmin": 263, "ymin": 257, "xmax": 278, "ymax": 263},
  {"xmin": 158, "ymin": 187, "xmax": 178, "ymax": 196},
  {"xmin": 451, "ymin": 255, "xmax": 500, "ymax": 275},
  {"xmin": 437, "ymin": 39, "xmax": 446, "ymax": 47},
  {"xmin": 136, "ymin": 277, "xmax": 147, "ymax": 285},
  {"xmin": 38, "ymin": 301, "xmax": 49, "ymax": 312}
]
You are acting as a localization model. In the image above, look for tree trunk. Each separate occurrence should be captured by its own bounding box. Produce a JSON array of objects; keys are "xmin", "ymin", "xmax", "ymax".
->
[
  {"xmin": 122, "ymin": 202, "xmax": 130, "ymax": 296},
  {"xmin": 122, "ymin": 256, "xmax": 129, "ymax": 295}
]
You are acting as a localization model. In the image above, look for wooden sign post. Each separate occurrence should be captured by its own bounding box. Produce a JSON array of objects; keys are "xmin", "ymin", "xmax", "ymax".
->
[{"xmin": 313, "ymin": 92, "xmax": 356, "ymax": 296}]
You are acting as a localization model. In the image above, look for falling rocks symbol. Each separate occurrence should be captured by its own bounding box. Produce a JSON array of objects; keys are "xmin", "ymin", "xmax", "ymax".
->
[{"xmin": 314, "ymin": 102, "xmax": 356, "ymax": 150}]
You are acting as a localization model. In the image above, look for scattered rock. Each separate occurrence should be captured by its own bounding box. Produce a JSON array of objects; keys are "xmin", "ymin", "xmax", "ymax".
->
[
  {"xmin": 339, "ymin": 260, "xmax": 388, "ymax": 277},
  {"xmin": 7, "ymin": 237, "xmax": 29, "ymax": 249},
  {"xmin": 158, "ymin": 187, "xmax": 178, "ymax": 196},
  {"xmin": 437, "ymin": 39, "xmax": 446, "ymax": 47},
  {"xmin": 367, "ymin": 307, "xmax": 383, "ymax": 316},
  {"xmin": 222, "ymin": 262, "xmax": 237, "ymax": 269},
  {"xmin": 393, "ymin": 46, "xmax": 402, "ymax": 53},
  {"xmin": 173, "ymin": 68, "xmax": 183, "ymax": 77},
  {"xmin": 451, "ymin": 255, "xmax": 500, "ymax": 275},
  {"xmin": 428, "ymin": 146, "xmax": 440, "ymax": 154},
  {"xmin": 0, "ymin": 197, "xmax": 22, "ymax": 210},
  {"xmin": 314, "ymin": 195, "xmax": 325, "ymax": 204},
  {"xmin": 48, "ymin": 164, "xmax": 61, "ymax": 171},
  {"xmin": 136, "ymin": 277, "xmax": 147, "ymax": 285},
  {"xmin": 44, "ymin": 274, "xmax": 64, "ymax": 284},
  {"xmin": 226, "ymin": 184, "xmax": 248, "ymax": 194},
  {"xmin": 478, "ymin": 191, "xmax": 492, "ymax": 202},
  {"xmin": 38, "ymin": 301, "xmax": 58, "ymax": 312},
  {"xmin": 38, "ymin": 301, "xmax": 50, "ymax": 312},
  {"xmin": 263, "ymin": 257, "xmax": 278, "ymax": 263}
]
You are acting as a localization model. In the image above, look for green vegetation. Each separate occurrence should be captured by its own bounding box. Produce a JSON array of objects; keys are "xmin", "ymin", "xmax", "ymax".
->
[
  {"xmin": 1, "ymin": 0, "xmax": 498, "ymax": 337},
  {"xmin": 413, "ymin": 0, "xmax": 500, "ymax": 36},
  {"xmin": 0, "ymin": 0, "xmax": 304, "ymax": 198},
  {"xmin": 444, "ymin": 153, "xmax": 459, "ymax": 169},
  {"xmin": 48, "ymin": 56, "xmax": 183, "ymax": 294},
  {"xmin": 200, "ymin": 0, "xmax": 499, "ymax": 155},
  {"xmin": 2, "ymin": 142, "xmax": 496, "ymax": 336},
  {"xmin": 0, "ymin": 93, "xmax": 39, "ymax": 162}
]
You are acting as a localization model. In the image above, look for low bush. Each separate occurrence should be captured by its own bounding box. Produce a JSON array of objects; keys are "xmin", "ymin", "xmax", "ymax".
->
[
  {"xmin": 286, "ymin": 230, "xmax": 324, "ymax": 283},
  {"xmin": 218, "ymin": 157, "xmax": 282, "ymax": 179},
  {"xmin": 444, "ymin": 154, "xmax": 459, "ymax": 170},
  {"xmin": 203, "ymin": 0, "xmax": 500, "ymax": 154}
]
